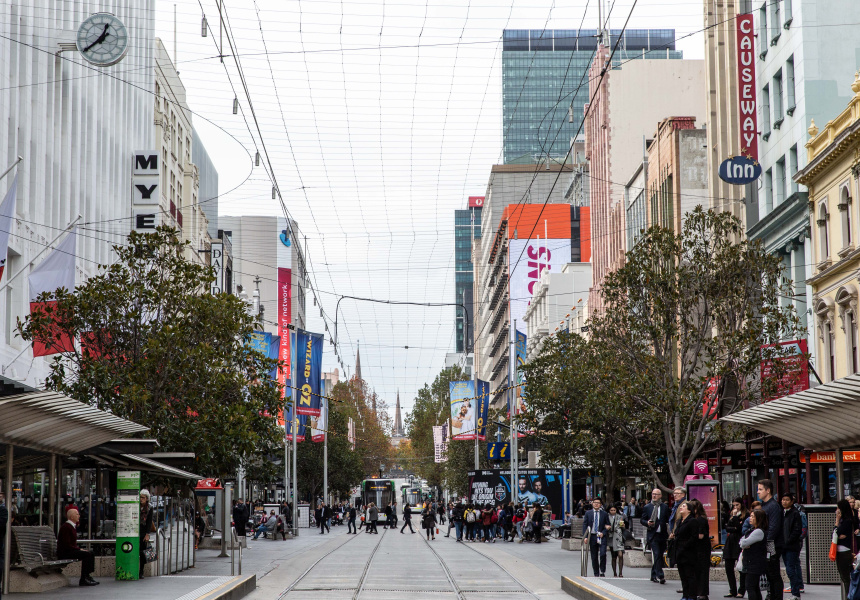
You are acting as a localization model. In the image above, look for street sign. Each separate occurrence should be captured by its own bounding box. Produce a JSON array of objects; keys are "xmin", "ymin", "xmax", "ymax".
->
[{"xmin": 487, "ymin": 442, "xmax": 510, "ymax": 461}]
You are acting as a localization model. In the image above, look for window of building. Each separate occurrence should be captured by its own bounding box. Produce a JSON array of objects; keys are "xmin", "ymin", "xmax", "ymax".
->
[
  {"xmin": 789, "ymin": 145, "xmax": 799, "ymax": 194},
  {"xmin": 759, "ymin": 4, "xmax": 768, "ymax": 57},
  {"xmin": 775, "ymin": 157, "xmax": 786, "ymax": 205},
  {"xmin": 762, "ymin": 84, "xmax": 771, "ymax": 138},
  {"xmin": 819, "ymin": 202, "xmax": 830, "ymax": 259},
  {"xmin": 840, "ymin": 185, "xmax": 853, "ymax": 248},
  {"xmin": 764, "ymin": 168, "xmax": 773, "ymax": 213},
  {"xmin": 784, "ymin": 0, "xmax": 793, "ymax": 26},
  {"xmin": 770, "ymin": 0, "xmax": 781, "ymax": 43},
  {"xmin": 773, "ymin": 70, "xmax": 784, "ymax": 127},
  {"xmin": 786, "ymin": 56, "xmax": 796, "ymax": 112},
  {"xmin": 827, "ymin": 322, "xmax": 835, "ymax": 381},
  {"xmin": 837, "ymin": 288, "xmax": 859, "ymax": 375},
  {"xmin": 851, "ymin": 311, "xmax": 859, "ymax": 375}
]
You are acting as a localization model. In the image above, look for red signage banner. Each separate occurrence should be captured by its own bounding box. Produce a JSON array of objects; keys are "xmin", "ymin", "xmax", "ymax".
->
[
  {"xmin": 277, "ymin": 267, "xmax": 292, "ymax": 426},
  {"xmin": 736, "ymin": 14, "xmax": 758, "ymax": 161},
  {"xmin": 761, "ymin": 339, "xmax": 809, "ymax": 401},
  {"xmin": 468, "ymin": 196, "xmax": 484, "ymax": 208}
]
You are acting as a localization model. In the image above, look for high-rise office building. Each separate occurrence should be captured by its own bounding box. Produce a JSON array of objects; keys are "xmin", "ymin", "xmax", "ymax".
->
[
  {"xmin": 501, "ymin": 28, "xmax": 681, "ymax": 165},
  {"xmin": 454, "ymin": 197, "xmax": 483, "ymax": 353}
]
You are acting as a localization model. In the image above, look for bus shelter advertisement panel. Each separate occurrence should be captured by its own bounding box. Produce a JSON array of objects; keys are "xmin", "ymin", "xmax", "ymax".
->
[
  {"xmin": 115, "ymin": 471, "xmax": 140, "ymax": 580},
  {"xmin": 467, "ymin": 469, "xmax": 562, "ymax": 511},
  {"xmin": 686, "ymin": 480, "xmax": 721, "ymax": 548},
  {"xmin": 450, "ymin": 380, "xmax": 477, "ymax": 440}
]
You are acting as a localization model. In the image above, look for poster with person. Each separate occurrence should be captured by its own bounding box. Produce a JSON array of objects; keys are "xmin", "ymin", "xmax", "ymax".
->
[
  {"xmin": 467, "ymin": 469, "xmax": 562, "ymax": 509},
  {"xmin": 450, "ymin": 381, "xmax": 477, "ymax": 440}
]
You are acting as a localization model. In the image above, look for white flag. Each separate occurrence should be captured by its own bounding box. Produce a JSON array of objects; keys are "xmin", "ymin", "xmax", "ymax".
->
[
  {"xmin": 0, "ymin": 175, "xmax": 18, "ymax": 282},
  {"xmin": 29, "ymin": 228, "xmax": 76, "ymax": 357}
]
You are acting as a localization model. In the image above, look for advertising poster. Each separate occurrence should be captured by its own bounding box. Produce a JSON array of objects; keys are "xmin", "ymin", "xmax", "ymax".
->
[
  {"xmin": 115, "ymin": 471, "xmax": 140, "ymax": 580},
  {"xmin": 284, "ymin": 391, "xmax": 307, "ymax": 442},
  {"xmin": 277, "ymin": 216, "xmax": 293, "ymax": 426},
  {"xmin": 295, "ymin": 329, "xmax": 323, "ymax": 416},
  {"xmin": 509, "ymin": 237, "xmax": 572, "ymax": 325},
  {"xmin": 310, "ymin": 398, "xmax": 327, "ymax": 442},
  {"xmin": 467, "ymin": 469, "xmax": 563, "ymax": 511},
  {"xmin": 686, "ymin": 480, "xmax": 721, "ymax": 548},
  {"xmin": 476, "ymin": 379, "xmax": 490, "ymax": 440},
  {"xmin": 450, "ymin": 380, "xmax": 477, "ymax": 440}
]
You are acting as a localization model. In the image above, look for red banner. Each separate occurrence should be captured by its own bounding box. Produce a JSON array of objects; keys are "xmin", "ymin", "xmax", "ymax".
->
[
  {"xmin": 761, "ymin": 339, "xmax": 809, "ymax": 401},
  {"xmin": 736, "ymin": 14, "xmax": 758, "ymax": 161},
  {"xmin": 277, "ymin": 267, "xmax": 292, "ymax": 426}
]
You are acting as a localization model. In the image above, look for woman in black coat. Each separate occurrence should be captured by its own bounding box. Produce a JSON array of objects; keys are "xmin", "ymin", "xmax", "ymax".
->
[
  {"xmin": 421, "ymin": 505, "xmax": 437, "ymax": 540},
  {"xmin": 723, "ymin": 497, "xmax": 748, "ymax": 599},
  {"xmin": 739, "ymin": 509, "xmax": 769, "ymax": 600},
  {"xmin": 673, "ymin": 501, "xmax": 699, "ymax": 600},
  {"xmin": 687, "ymin": 498, "xmax": 712, "ymax": 600},
  {"xmin": 139, "ymin": 489, "xmax": 154, "ymax": 579}
]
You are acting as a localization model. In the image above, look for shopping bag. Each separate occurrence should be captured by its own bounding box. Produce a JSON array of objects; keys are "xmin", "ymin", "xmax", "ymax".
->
[
  {"xmin": 830, "ymin": 529, "xmax": 839, "ymax": 562},
  {"xmin": 735, "ymin": 550, "xmax": 745, "ymax": 573},
  {"xmin": 436, "ymin": 527, "xmax": 440, "ymax": 534}
]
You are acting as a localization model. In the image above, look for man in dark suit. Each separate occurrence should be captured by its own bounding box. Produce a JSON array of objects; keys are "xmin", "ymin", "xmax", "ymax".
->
[
  {"xmin": 232, "ymin": 498, "xmax": 248, "ymax": 539},
  {"xmin": 57, "ymin": 506, "xmax": 98, "ymax": 586},
  {"xmin": 640, "ymin": 488, "xmax": 670, "ymax": 584},
  {"xmin": 581, "ymin": 497, "xmax": 608, "ymax": 576}
]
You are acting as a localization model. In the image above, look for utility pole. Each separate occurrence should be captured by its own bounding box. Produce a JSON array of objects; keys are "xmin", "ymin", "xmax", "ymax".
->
[{"xmin": 510, "ymin": 319, "xmax": 517, "ymax": 505}]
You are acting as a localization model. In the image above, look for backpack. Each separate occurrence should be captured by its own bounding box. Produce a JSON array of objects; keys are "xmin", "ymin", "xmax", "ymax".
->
[
  {"xmin": 799, "ymin": 509, "xmax": 808, "ymax": 540},
  {"xmin": 491, "ymin": 511, "xmax": 499, "ymax": 524},
  {"xmin": 466, "ymin": 509, "xmax": 477, "ymax": 523}
]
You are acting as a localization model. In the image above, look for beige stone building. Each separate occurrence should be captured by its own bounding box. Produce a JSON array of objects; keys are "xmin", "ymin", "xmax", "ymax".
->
[{"xmin": 795, "ymin": 75, "xmax": 860, "ymax": 382}]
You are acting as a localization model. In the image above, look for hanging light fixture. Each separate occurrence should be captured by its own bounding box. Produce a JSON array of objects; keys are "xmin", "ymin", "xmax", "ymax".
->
[
  {"xmin": 232, "ymin": 97, "xmax": 238, "ymax": 114},
  {"xmin": 255, "ymin": 151, "xmax": 260, "ymax": 166},
  {"xmin": 201, "ymin": 16, "xmax": 208, "ymax": 37}
]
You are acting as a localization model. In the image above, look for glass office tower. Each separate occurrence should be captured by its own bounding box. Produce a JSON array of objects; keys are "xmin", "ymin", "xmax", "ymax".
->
[
  {"xmin": 502, "ymin": 29, "xmax": 681, "ymax": 164},
  {"xmin": 455, "ymin": 206, "xmax": 482, "ymax": 353}
]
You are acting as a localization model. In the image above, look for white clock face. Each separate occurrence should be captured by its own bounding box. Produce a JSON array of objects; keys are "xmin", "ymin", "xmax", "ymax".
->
[{"xmin": 76, "ymin": 13, "xmax": 128, "ymax": 67}]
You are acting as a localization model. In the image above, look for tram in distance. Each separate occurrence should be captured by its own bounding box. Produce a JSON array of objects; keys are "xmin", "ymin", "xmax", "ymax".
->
[{"xmin": 359, "ymin": 478, "xmax": 430, "ymax": 512}]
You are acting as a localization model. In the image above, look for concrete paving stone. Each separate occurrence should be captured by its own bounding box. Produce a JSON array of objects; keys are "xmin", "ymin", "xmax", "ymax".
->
[{"xmin": 2, "ymin": 574, "xmax": 235, "ymax": 600}]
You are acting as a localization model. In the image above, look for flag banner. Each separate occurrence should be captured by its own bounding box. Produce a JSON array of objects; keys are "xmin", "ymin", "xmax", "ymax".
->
[
  {"xmin": 268, "ymin": 335, "xmax": 280, "ymax": 381},
  {"xmin": 441, "ymin": 421, "xmax": 449, "ymax": 459},
  {"xmin": 29, "ymin": 229, "xmax": 76, "ymax": 357},
  {"xmin": 433, "ymin": 425, "xmax": 446, "ymax": 463},
  {"xmin": 348, "ymin": 417, "xmax": 355, "ymax": 450},
  {"xmin": 310, "ymin": 399, "xmax": 327, "ymax": 442},
  {"xmin": 284, "ymin": 389, "xmax": 307, "ymax": 442},
  {"xmin": 276, "ymin": 267, "xmax": 292, "ymax": 425},
  {"xmin": 247, "ymin": 330, "xmax": 270, "ymax": 355},
  {"xmin": 295, "ymin": 328, "xmax": 323, "ymax": 416},
  {"xmin": 0, "ymin": 175, "xmax": 18, "ymax": 282},
  {"xmin": 476, "ymin": 379, "xmax": 490, "ymax": 441},
  {"xmin": 450, "ymin": 380, "xmax": 477, "ymax": 440},
  {"xmin": 513, "ymin": 330, "xmax": 529, "ymax": 437}
]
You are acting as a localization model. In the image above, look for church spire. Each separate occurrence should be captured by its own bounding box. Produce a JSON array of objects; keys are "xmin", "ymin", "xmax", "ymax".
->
[
  {"xmin": 394, "ymin": 389, "xmax": 404, "ymax": 436},
  {"xmin": 354, "ymin": 340, "xmax": 362, "ymax": 381}
]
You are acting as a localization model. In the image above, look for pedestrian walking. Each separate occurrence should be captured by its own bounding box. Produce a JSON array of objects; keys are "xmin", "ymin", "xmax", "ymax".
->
[
  {"xmin": 723, "ymin": 497, "xmax": 748, "ymax": 599},
  {"xmin": 383, "ymin": 502, "xmax": 392, "ymax": 530},
  {"xmin": 757, "ymin": 480, "xmax": 784, "ymax": 600},
  {"xmin": 739, "ymin": 509, "xmax": 770, "ymax": 600},
  {"xmin": 233, "ymin": 498, "xmax": 249, "ymax": 540},
  {"xmin": 347, "ymin": 504, "xmax": 357, "ymax": 534},
  {"xmin": 641, "ymin": 489, "xmax": 669, "ymax": 585},
  {"xmin": 453, "ymin": 501, "xmax": 465, "ymax": 541},
  {"xmin": 401, "ymin": 503, "xmax": 415, "ymax": 533},
  {"xmin": 445, "ymin": 502, "xmax": 455, "ymax": 537},
  {"xmin": 391, "ymin": 501, "xmax": 398, "ymax": 528},
  {"xmin": 481, "ymin": 504, "xmax": 494, "ymax": 542},
  {"xmin": 583, "ymin": 497, "xmax": 608, "ymax": 576},
  {"xmin": 780, "ymin": 494, "xmax": 804, "ymax": 600},
  {"xmin": 465, "ymin": 503, "xmax": 477, "ymax": 541},
  {"xmin": 667, "ymin": 487, "xmax": 687, "ymax": 568},
  {"xmin": 688, "ymin": 498, "xmax": 711, "ymax": 600},
  {"xmin": 512, "ymin": 504, "xmax": 524, "ymax": 541},
  {"xmin": 368, "ymin": 503, "xmax": 379, "ymax": 534},
  {"xmin": 674, "ymin": 500, "xmax": 699, "ymax": 600},
  {"xmin": 607, "ymin": 505, "xmax": 625, "ymax": 577},
  {"xmin": 422, "ymin": 505, "xmax": 437, "ymax": 540},
  {"xmin": 532, "ymin": 503, "xmax": 544, "ymax": 544},
  {"xmin": 834, "ymin": 499, "xmax": 855, "ymax": 600}
]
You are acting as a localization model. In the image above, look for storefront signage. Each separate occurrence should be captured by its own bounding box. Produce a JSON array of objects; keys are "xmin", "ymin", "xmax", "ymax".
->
[
  {"xmin": 806, "ymin": 450, "xmax": 860, "ymax": 463},
  {"xmin": 132, "ymin": 151, "xmax": 161, "ymax": 233},
  {"xmin": 736, "ymin": 14, "xmax": 758, "ymax": 161},
  {"xmin": 210, "ymin": 240, "xmax": 224, "ymax": 294},
  {"xmin": 719, "ymin": 155, "xmax": 762, "ymax": 185},
  {"xmin": 115, "ymin": 471, "xmax": 140, "ymax": 580}
]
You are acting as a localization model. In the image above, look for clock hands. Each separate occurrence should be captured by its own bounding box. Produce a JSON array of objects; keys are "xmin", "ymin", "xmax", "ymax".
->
[{"xmin": 83, "ymin": 23, "xmax": 110, "ymax": 52}]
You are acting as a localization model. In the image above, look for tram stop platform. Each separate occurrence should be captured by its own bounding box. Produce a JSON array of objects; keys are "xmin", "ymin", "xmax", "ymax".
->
[{"xmin": 1, "ymin": 574, "xmax": 255, "ymax": 600}]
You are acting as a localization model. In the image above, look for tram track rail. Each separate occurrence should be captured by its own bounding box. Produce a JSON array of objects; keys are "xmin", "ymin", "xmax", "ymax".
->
[
  {"xmin": 351, "ymin": 527, "xmax": 388, "ymax": 600},
  {"xmin": 456, "ymin": 537, "xmax": 542, "ymax": 599},
  {"xmin": 275, "ymin": 527, "xmax": 387, "ymax": 599},
  {"xmin": 419, "ymin": 533, "xmax": 467, "ymax": 600}
]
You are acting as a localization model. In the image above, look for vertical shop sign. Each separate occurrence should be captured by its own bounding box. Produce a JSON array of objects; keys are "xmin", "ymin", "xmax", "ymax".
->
[{"xmin": 115, "ymin": 471, "xmax": 141, "ymax": 580}]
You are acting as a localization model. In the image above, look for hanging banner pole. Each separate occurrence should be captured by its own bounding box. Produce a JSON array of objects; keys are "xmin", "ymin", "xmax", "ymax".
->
[
  {"xmin": 0, "ymin": 156, "xmax": 22, "ymax": 182},
  {"xmin": 511, "ymin": 319, "xmax": 518, "ymax": 497},
  {"xmin": 291, "ymin": 328, "xmax": 298, "ymax": 536},
  {"xmin": 323, "ymin": 396, "xmax": 328, "ymax": 505}
]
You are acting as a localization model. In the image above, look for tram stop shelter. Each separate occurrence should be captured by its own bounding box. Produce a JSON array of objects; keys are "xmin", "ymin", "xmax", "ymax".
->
[{"xmin": 0, "ymin": 374, "xmax": 148, "ymax": 594}]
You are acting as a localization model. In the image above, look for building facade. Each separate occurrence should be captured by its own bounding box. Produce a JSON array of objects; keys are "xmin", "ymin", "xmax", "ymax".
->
[
  {"xmin": 0, "ymin": 1, "xmax": 155, "ymax": 385},
  {"xmin": 454, "ymin": 199, "xmax": 482, "ymax": 353},
  {"xmin": 192, "ymin": 130, "xmax": 219, "ymax": 241},
  {"xmin": 501, "ymin": 29, "xmax": 680, "ymax": 165},
  {"xmin": 795, "ymin": 77, "xmax": 860, "ymax": 382},
  {"xmin": 220, "ymin": 215, "xmax": 307, "ymax": 336},
  {"xmin": 586, "ymin": 50, "xmax": 706, "ymax": 315},
  {"xmin": 748, "ymin": 0, "xmax": 860, "ymax": 371}
]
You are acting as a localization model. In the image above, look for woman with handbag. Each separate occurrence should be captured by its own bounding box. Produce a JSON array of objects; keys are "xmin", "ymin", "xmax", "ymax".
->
[
  {"xmin": 139, "ymin": 489, "xmax": 155, "ymax": 579},
  {"xmin": 607, "ymin": 504, "xmax": 625, "ymax": 577},
  {"xmin": 834, "ymin": 499, "xmax": 856, "ymax": 599},
  {"xmin": 421, "ymin": 504, "xmax": 437, "ymax": 540},
  {"xmin": 674, "ymin": 501, "xmax": 700, "ymax": 600},
  {"xmin": 723, "ymin": 498, "xmax": 748, "ymax": 598}
]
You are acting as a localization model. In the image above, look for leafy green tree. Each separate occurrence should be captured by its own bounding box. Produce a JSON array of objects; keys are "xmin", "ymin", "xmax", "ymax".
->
[
  {"xmin": 296, "ymin": 404, "xmax": 364, "ymax": 500},
  {"xmin": 591, "ymin": 208, "xmax": 804, "ymax": 489},
  {"xmin": 329, "ymin": 378, "xmax": 392, "ymax": 477},
  {"xmin": 18, "ymin": 227, "xmax": 284, "ymax": 479}
]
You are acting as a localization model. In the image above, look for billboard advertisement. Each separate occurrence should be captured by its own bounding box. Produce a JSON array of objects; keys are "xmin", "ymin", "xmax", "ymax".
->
[
  {"xmin": 277, "ymin": 217, "xmax": 293, "ymax": 426},
  {"xmin": 476, "ymin": 379, "xmax": 490, "ymax": 440},
  {"xmin": 450, "ymin": 380, "xmax": 477, "ymax": 440},
  {"xmin": 686, "ymin": 480, "xmax": 721, "ymax": 548},
  {"xmin": 467, "ymin": 469, "xmax": 563, "ymax": 511},
  {"xmin": 509, "ymin": 237, "xmax": 572, "ymax": 325},
  {"xmin": 309, "ymin": 399, "xmax": 327, "ymax": 442},
  {"xmin": 295, "ymin": 329, "xmax": 323, "ymax": 416}
]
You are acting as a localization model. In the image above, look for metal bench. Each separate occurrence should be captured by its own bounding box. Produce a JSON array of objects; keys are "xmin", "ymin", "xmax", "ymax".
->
[{"xmin": 10, "ymin": 526, "xmax": 75, "ymax": 574}]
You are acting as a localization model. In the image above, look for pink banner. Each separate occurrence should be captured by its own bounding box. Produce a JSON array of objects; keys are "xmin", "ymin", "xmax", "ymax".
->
[{"xmin": 277, "ymin": 267, "xmax": 292, "ymax": 426}]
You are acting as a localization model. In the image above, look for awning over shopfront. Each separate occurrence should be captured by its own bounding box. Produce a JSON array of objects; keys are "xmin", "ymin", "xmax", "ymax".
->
[
  {"xmin": 721, "ymin": 373, "xmax": 860, "ymax": 449},
  {"xmin": 0, "ymin": 390, "xmax": 148, "ymax": 455}
]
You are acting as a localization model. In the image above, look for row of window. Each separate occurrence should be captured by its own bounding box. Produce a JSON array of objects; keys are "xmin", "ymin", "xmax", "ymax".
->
[
  {"xmin": 759, "ymin": 0, "xmax": 794, "ymax": 55},
  {"xmin": 761, "ymin": 55, "xmax": 797, "ymax": 138},
  {"xmin": 816, "ymin": 184, "xmax": 856, "ymax": 262},
  {"xmin": 762, "ymin": 145, "xmax": 799, "ymax": 212}
]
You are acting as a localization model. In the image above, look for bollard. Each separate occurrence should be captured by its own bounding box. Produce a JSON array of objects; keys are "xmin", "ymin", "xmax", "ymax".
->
[
  {"xmin": 238, "ymin": 530, "xmax": 242, "ymax": 575},
  {"xmin": 230, "ymin": 527, "xmax": 236, "ymax": 576}
]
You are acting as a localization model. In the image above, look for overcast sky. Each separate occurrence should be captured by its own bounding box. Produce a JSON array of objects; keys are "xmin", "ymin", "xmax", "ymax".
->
[{"xmin": 150, "ymin": 0, "xmax": 705, "ymax": 419}]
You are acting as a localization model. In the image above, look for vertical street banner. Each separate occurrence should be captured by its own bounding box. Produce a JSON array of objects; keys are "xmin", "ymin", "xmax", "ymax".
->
[
  {"xmin": 29, "ymin": 229, "xmax": 77, "ymax": 357},
  {"xmin": 310, "ymin": 398, "xmax": 327, "ymax": 442},
  {"xmin": 115, "ymin": 471, "xmax": 141, "ymax": 580},
  {"xmin": 433, "ymin": 425, "xmax": 446, "ymax": 462},
  {"xmin": 277, "ymin": 216, "xmax": 293, "ymax": 426},
  {"xmin": 512, "ymin": 330, "xmax": 528, "ymax": 437},
  {"xmin": 295, "ymin": 329, "xmax": 323, "ymax": 416},
  {"xmin": 736, "ymin": 14, "xmax": 758, "ymax": 161},
  {"xmin": 476, "ymin": 379, "xmax": 490, "ymax": 441},
  {"xmin": 268, "ymin": 335, "xmax": 281, "ymax": 381},
  {"xmin": 284, "ymin": 390, "xmax": 307, "ymax": 442},
  {"xmin": 450, "ymin": 380, "xmax": 477, "ymax": 440}
]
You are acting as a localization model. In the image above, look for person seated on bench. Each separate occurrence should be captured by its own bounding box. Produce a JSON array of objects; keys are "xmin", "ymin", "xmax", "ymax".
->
[
  {"xmin": 57, "ymin": 506, "xmax": 99, "ymax": 586},
  {"xmin": 252, "ymin": 511, "xmax": 278, "ymax": 540}
]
